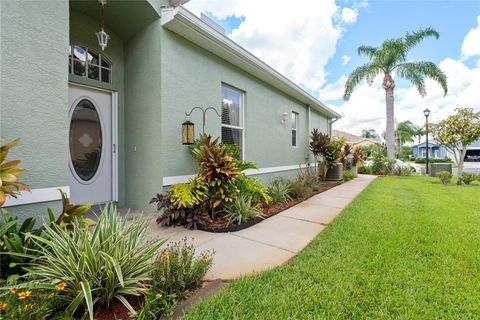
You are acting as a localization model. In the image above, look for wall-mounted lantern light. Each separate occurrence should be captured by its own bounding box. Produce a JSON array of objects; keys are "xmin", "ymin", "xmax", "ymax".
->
[
  {"xmin": 182, "ymin": 107, "xmax": 221, "ymax": 145},
  {"xmin": 182, "ymin": 120, "xmax": 195, "ymax": 145},
  {"xmin": 281, "ymin": 112, "xmax": 289, "ymax": 124},
  {"xmin": 96, "ymin": 0, "xmax": 110, "ymax": 51}
]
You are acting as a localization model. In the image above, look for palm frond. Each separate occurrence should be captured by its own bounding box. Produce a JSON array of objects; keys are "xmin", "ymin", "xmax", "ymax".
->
[
  {"xmin": 396, "ymin": 61, "xmax": 448, "ymax": 96},
  {"xmin": 404, "ymin": 27, "xmax": 440, "ymax": 51},
  {"xmin": 343, "ymin": 63, "xmax": 383, "ymax": 101},
  {"xmin": 357, "ymin": 45, "xmax": 379, "ymax": 59}
]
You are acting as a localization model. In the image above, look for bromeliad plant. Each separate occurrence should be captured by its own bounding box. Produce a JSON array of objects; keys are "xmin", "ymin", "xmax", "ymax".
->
[{"xmin": 0, "ymin": 138, "xmax": 30, "ymax": 206}]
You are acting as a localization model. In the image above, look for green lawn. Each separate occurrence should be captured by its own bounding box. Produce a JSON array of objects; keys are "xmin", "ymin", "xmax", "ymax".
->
[{"xmin": 182, "ymin": 176, "xmax": 480, "ymax": 319}]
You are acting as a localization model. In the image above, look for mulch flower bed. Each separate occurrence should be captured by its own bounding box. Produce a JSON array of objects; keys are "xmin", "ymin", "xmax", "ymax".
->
[
  {"xmin": 93, "ymin": 296, "xmax": 142, "ymax": 320},
  {"xmin": 200, "ymin": 181, "xmax": 340, "ymax": 233}
]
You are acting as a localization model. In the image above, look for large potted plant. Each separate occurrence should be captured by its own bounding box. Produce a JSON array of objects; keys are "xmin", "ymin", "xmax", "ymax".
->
[
  {"xmin": 351, "ymin": 148, "xmax": 364, "ymax": 177},
  {"xmin": 324, "ymin": 137, "xmax": 346, "ymax": 181},
  {"xmin": 309, "ymin": 129, "xmax": 330, "ymax": 180}
]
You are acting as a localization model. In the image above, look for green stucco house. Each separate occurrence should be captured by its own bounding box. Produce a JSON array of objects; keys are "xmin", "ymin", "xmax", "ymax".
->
[{"xmin": 0, "ymin": 0, "xmax": 340, "ymax": 218}]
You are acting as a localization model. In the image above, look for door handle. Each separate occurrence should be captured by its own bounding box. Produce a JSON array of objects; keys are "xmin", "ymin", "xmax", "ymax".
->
[{"xmin": 113, "ymin": 143, "xmax": 116, "ymax": 153}]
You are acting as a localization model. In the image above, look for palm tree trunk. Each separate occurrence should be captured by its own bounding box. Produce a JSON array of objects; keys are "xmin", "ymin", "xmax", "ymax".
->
[{"xmin": 384, "ymin": 74, "xmax": 395, "ymax": 159}]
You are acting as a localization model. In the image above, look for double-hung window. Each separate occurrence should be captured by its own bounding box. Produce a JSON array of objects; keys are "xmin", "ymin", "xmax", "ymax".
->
[
  {"xmin": 292, "ymin": 111, "xmax": 299, "ymax": 147},
  {"xmin": 221, "ymin": 85, "xmax": 244, "ymax": 157}
]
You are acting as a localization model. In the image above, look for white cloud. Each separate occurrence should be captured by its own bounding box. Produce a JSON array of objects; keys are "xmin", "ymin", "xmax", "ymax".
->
[
  {"xmin": 462, "ymin": 15, "xmax": 480, "ymax": 58},
  {"xmin": 328, "ymin": 58, "xmax": 480, "ymax": 136},
  {"xmin": 184, "ymin": 0, "xmax": 360, "ymax": 91},
  {"xmin": 319, "ymin": 75, "xmax": 347, "ymax": 100},
  {"xmin": 341, "ymin": 54, "xmax": 351, "ymax": 65},
  {"xmin": 340, "ymin": 7, "xmax": 358, "ymax": 24}
]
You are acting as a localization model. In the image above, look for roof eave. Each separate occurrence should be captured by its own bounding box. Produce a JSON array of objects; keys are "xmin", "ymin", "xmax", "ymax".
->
[{"xmin": 161, "ymin": 6, "xmax": 341, "ymax": 119}]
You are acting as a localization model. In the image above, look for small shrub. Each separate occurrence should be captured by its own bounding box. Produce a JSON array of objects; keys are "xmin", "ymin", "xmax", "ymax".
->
[
  {"xmin": 343, "ymin": 170, "xmax": 354, "ymax": 181},
  {"xmin": 290, "ymin": 181, "xmax": 311, "ymax": 199},
  {"xmin": 151, "ymin": 178, "xmax": 208, "ymax": 230},
  {"xmin": 191, "ymin": 134, "xmax": 241, "ymax": 210},
  {"xmin": 234, "ymin": 175, "xmax": 271, "ymax": 206},
  {"xmin": 223, "ymin": 194, "xmax": 263, "ymax": 225},
  {"xmin": 461, "ymin": 172, "xmax": 478, "ymax": 185},
  {"xmin": 268, "ymin": 178, "xmax": 292, "ymax": 204},
  {"xmin": 151, "ymin": 238, "xmax": 213, "ymax": 300},
  {"xmin": 437, "ymin": 171, "xmax": 452, "ymax": 185},
  {"xmin": 23, "ymin": 205, "xmax": 165, "ymax": 320},
  {"xmin": 132, "ymin": 291, "xmax": 177, "ymax": 320},
  {"xmin": 414, "ymin": 157, "xmax": 452, "ymax": 164}
]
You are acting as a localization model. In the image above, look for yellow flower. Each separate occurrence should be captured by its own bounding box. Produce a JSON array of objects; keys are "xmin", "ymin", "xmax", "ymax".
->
[
  {"xmin": 202, "ymin": 251, "xmax": 209, "ymax": 260},
  {"xmin": 9, "ymin": 287, "xmax": 19, "ymax": 295},
  {"xmin": 155, "ymin": 293, "xmax": 162, "ymax": 300},
  {"xmin": 143, "ymin": 287, "xmax": 150, "ymax": 292},
  {"xmin": 55, "ymin": 282, "xmax": 67, "ymax": 291},
  {"xmin": 160, "ymin": 249, "xmax": 170, "ymax": 260},
  {"xmin": 24, "ymin": 304, "xmax": 33, "ymax": 311},
  {"xmin": 17, "ymin": 291, "xmax": 31, "ymax": 300},
  {"xmin": 48, "ymin": 293, "xmax": 55, "ymax": 299},
  {"xmin": 0, "ymin": 303, "xmax": 7, "ymax": 309}
]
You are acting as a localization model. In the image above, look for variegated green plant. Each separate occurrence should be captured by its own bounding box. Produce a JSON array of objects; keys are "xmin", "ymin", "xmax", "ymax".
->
[
  {"xmin": 0, "ymin": 138, "xmax": 30, "ymax": 206},
  {"xmin": 167, "ymin": 178, "xmax": 207, "ymax": 209},
  {"xmin": 22, "ymin": 205, "xmax": 165, "ymax": 320}
]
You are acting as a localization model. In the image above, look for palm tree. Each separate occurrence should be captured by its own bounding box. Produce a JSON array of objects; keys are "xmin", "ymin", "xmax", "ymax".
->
[
  {"xmin": 395, "ymin": 120, "xmax": 415, "ymax": 151},
  {"xmin": 413, "ymin": 124, "xmax": 426, "ymax": 144},
  {"xmin": 343, "ymin": 28, "xmax": 448, "ymax": 159}
]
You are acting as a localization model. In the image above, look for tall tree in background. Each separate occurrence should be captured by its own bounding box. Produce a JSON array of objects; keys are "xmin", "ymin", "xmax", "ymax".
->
[
  {"xmin": 395, "ymin": 120, "xmax": 415, "ymax": 151},
  {"xmin": 431, "ymin": 108, "xmax": 480, "ymax": 185},
  {"xmin": 361, "ymin": 129, "xmax": 379, "ymax": 139},
  {"xmin": 343, "ymin": 28, "xmax": 448, "ymax": 159},
  {"xmin": 413, "ymin": 124, "xmax": 426, "ymax": 144}
]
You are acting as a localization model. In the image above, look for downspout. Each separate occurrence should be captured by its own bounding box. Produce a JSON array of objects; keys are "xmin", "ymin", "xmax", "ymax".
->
[{"xmin": 328, "ymin": 117, "xmax": 339, "ymax": 137}]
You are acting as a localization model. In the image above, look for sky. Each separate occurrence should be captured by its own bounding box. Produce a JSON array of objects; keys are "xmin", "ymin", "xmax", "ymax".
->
[{"xmin": 184, "ymin": 0, "xmax": 480, "ymax": 138}]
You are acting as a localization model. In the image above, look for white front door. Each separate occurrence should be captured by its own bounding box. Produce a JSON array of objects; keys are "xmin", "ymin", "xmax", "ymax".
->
[{"xmin": 68, "ymin": 84, "xmax": 114, "ymax": 204}]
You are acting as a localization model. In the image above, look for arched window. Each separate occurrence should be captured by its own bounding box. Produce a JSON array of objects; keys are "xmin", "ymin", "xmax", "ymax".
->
[{"xmin": 69, "ymin": 45, "xmax": 112, "ymax": 83}]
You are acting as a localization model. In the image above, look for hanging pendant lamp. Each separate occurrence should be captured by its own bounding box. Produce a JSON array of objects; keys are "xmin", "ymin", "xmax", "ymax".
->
[{"xmin": 96, "ymin": 0, "xmax": 110, "ymax": 51}]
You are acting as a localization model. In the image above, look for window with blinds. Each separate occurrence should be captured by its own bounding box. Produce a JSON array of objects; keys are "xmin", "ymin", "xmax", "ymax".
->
[{"xmin": 221, "ymin": 85, "xmax": 244, "ymax": 157}]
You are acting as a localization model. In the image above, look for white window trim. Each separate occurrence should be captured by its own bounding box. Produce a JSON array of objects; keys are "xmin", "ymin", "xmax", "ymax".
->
[
  {"xmin": 69, "ymin": 44, "xmax": 112, "ymax": 84},
  {"xmin": 292, "ymin": 111, "xmax": 299, "ymax": 147},
  {"xmin": 221, "ymin": 84, "xmax": 245, "ymax": 159}
]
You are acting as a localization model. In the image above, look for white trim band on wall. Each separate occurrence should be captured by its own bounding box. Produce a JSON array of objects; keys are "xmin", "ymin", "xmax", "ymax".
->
[
  {"xmin": 162, "ymin": 163, "xmax": 314, "ymax": 186},
  {"xmin": 2, "ymin": 186, "xmax": 70, "ymax": 207}
]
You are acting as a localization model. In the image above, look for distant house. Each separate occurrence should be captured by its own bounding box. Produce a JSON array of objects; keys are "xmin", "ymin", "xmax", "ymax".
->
[
  {"xmin": 412, "ymin": 139, "xmax": 480, "ymax": 161},
  {"xmin": 332, "ymin": 130, "xmax": 381, "ymax": 147},
  {"xmin": 412, "ymin": 141, "xmax": 448, "ymax": 159}
]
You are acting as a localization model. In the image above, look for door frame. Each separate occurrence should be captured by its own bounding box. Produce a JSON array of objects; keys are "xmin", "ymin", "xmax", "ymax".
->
[{"xmin": 68, "ymin": 82, "xmax": 119, "ymax": 202}]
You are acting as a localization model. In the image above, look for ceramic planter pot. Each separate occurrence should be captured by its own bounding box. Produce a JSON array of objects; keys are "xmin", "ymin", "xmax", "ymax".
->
[
  {"xmin": 351, "ymin": 165, "xmax": 358, "ymax": 177},
  {"xmin": 326, "ymin": 162, "xmax": 343, "ymax": 181}
]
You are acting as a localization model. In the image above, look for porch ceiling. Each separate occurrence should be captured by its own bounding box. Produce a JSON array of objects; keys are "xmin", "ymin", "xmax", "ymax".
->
[{"xmin": 70, "ymin": 0, "xmax": 160, "ymax": 41}]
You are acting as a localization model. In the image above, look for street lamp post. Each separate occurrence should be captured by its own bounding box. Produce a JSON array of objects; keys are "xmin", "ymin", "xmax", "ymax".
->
[{"xmin": 423, "ymin": 108, "xmax": 431, "ymax": 175}]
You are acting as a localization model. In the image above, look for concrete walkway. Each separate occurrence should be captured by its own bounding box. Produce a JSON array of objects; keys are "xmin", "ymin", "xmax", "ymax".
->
[{"xmin": 145, "ymin": 174, "xmax": 376, "ymax": 280}]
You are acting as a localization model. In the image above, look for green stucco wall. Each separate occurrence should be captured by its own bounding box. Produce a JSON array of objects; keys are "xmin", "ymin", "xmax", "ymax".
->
[
  {"xmin": 0, "ymin": 0, "xmax": 69, "ymax": 219},
  {"xmin": 124, "ymin": 20, "xmax": 163, "ymax": 209},
  {"xmin": 159, "ymin": 29, "xmax": 330, "ymax": 182}
]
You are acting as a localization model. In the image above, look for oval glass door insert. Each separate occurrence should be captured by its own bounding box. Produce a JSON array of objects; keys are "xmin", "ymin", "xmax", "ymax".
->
[{"xmin": 69, "ymin": 99, "xmax": 102, "ymax": 181}]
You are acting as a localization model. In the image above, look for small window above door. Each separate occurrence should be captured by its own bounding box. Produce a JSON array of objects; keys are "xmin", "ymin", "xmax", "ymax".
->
[{"xmin": 69, "ymin": 45, "xmax": 112, "ymax": 83}]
